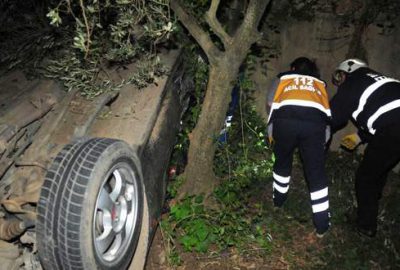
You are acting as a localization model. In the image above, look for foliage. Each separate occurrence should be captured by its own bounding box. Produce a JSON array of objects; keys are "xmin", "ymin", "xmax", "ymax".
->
[
  {"xmin": 44, "ymin": 0, "xmax": 174, "ymax": 95},
  {"xmin": 44, "ymin": 52, "xmax": 115, "ymax": 96},
  {"xmin": 45, "ymin": 0, "xmax": 173, "ymax": 60},
  {"xmin": 180, "ymin": 0, "xmax": 209, "ymax": 21},
  {"xmin": 368, "ymin": 0, "xmax": 400, "ymax": 35},
  {"xmin": 168, "ymin": 195, "xmax": 216, "ymax": 253},
  {"xmin": 161, "ymin": 63, "xmax": 275, "ymax": 265},
  {"xmin": 1, "ymin": 0, "xmax": 176, "ymax": 96},
  {"xmin": 161, "ymin": 58, "xmax": 399, "ymax": 267},
  {"xmin": 316, "ymin": 151, "xmax": 400, "ymax": 269},
  {"xmin": 265, "ymin": 0, "xmax": 400, "ymax": 32},
  {"xmin": 287, "ymin": 0, "xmax": 320, "ymax": 21},
  {"xmin": 0, "ymin": 0, "xmax": 63, "ymax": 74},
  {"xmin": 170, "ymin": 45, "xmax": 209, "ymax": 168}
]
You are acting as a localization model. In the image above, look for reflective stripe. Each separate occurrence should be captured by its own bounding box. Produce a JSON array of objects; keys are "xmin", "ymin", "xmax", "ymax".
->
[
  {"xmin": 273, "ymin": 182, "xmax": 289, "ymax": 194},
  {"xmin": 267, "ymin": 106, "xmax": 276, "ymax": 123},
  {"xmin": 367, "ymin": 99, "xmax": 400, "ymax": 134},
  {"xmin": 352, "ymin": 78, "xmax": 400, "ymax": 120},
  {"xmin": 310, "ymin": 187, "xmax": 328, "ymax": 201},
  {"xmin": 270, "ymin": 100, "xmax": 331, "ymax": 117},
  {"xmin": 312, "ymin": 200, "xmax": 329, "ymax": 213},
  {"xmin": 273, "ymin": 172, "xmax": 290, "ymax": 184}
]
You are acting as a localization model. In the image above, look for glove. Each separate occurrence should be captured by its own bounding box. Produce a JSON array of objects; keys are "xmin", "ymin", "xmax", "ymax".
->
[
  {"xmin": 267, "ymin": 135, "xmax": 274, "ymax": 145},
  {"xmin": 325, "ymin": 125, "xmax": 331, "ymax": 144},
  {"xmin": 340, "ymin": 133, "xmax": 361, "ymax": 151},
  {"xmin": 266, "ymin": 123, "xmax": 274, "ymax": 146}
]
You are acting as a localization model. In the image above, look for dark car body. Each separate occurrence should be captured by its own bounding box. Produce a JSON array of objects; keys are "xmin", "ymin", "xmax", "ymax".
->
[{"xmin": 0, "ymin": 50, "xmax": 191, "ymax": 269}]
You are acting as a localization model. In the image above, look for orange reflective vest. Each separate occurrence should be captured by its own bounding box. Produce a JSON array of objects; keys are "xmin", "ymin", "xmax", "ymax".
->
[{"xmin": 268, "ymin": 74, "xmax": 331, "ymax": 123}]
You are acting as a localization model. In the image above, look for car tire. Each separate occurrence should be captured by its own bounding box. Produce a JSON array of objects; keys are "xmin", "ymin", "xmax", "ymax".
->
[{"xmin": 37, "ymin": 138, "xmax": 144, "ymax": 270}]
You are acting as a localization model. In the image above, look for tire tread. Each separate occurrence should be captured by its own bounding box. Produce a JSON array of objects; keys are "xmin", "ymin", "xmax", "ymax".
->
[{"xmin": 37, "ymin": 138, "xmax": 142, "ymax": 270}]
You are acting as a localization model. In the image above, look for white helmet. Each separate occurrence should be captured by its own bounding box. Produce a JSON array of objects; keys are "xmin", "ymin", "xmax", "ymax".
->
[
  {"xmin": 332, "ymin": 58, "xmax": 368, "ymax": 86},
  {"xmin": 336, "ymin": 58, "xmax": 368, "ymax": 73}
]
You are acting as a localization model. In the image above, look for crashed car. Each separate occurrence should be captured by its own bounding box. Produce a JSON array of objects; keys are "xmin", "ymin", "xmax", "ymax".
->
[{"xmin": 0, "ymin": 50, "xmax": 190, "ymax": 269}]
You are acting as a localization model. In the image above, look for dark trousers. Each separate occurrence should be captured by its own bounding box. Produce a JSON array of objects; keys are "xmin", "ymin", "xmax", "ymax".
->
[
  {"xmin": 356, "ymin": 123, "xmax": 400, "ymax": 231},
  {"xmin": 272, "ymin": 118, "xmax": 330, "ymax": 233}
]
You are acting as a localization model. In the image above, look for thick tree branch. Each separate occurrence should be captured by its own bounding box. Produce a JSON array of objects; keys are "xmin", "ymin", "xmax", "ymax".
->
[
  {"xmin": 346, "ymin": 0, "xmax": 374, "ymax": 59},
  {"xmin": 235, "ymin": 0, "xmax": 270, "ymax": 43},
  {"xmin": 170, "ymin": 0, "xmax": 220, "ymax": 62},
  {"xmin": 205, "ymin": 0, "xmax": 233, "ymax": 47}
]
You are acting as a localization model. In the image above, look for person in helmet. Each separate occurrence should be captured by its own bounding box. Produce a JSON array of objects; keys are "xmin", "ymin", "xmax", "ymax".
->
[
  {"xmin": 266, "ymin": 57, "xmax": 331, "ymax": 237},
  {"xmin": 330, "ymin": 58, "xmax": 400, "ymax": 237}
]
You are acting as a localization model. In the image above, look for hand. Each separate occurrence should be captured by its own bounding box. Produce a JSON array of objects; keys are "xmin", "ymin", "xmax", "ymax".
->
[{"xmin": 340, "ymin": 133, "xmax": 361, "ymax": 151}]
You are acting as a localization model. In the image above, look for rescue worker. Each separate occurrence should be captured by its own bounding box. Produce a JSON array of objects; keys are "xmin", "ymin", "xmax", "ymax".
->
[
  {"xmin": 267, "ymin": 57, "xmax": 331, "ymax": 236},
  {"xmin": 330, "ymin": 59, "xmax": 400, "ymax": 237}
]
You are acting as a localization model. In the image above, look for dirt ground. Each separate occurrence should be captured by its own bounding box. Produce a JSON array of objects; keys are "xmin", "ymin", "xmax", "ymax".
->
[
  {"xmin": 146, "ymin": 227, "xmax": 288, "ymax": 270},
  {"xmin": 145, "ymin": 153, "xmax": 400, "ymax": 270},
  {"xmin": 145, "ymin": 174, "xmax": 322, "ymax": 270},
  {"xmin": 145, "ymin": 221, "xmax": 326, "ymax": 270}
]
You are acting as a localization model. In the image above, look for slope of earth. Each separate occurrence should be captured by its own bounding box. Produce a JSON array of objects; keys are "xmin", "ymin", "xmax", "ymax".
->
[{"xmin": 146, "ymin": 150, "xmax": 400, "ymax": 270}]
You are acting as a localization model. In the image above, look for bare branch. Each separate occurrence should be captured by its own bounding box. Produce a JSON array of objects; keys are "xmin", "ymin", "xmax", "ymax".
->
[
  {"xmin": 170, "ymin": 0, "xmax": 220, "ymax": 62},
  {"xmin": 205, "ymin": 0, "xmax": 233, "ymax": 47},
  {"xmin": 79, "ymin": 0, "xmax": 91, "ymax": 59}
]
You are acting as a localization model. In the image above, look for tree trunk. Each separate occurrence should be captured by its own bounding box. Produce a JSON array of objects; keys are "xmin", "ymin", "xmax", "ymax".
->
[
  {"xmin": 170, "ymin": 0, "xmax": 270, "ymax": 200},
  {"xmin": 179, "ymin": 62, "xmax": 238, "ymax": 198}
]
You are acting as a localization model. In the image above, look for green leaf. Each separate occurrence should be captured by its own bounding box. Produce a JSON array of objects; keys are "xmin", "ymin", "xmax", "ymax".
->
[
  {"xmin": 194, "ymin": 195, "xmax": 204, "ymax": 204},
  {"xmin": 195, "ymin": 224, "xmax": 209, "ymax": 241},
  {"xmin": 180, "ymin": 235, "xmax": 197, "ymax": 251},
  {"xmin": 86, "ymin": 5, "xmax": 96, "ymax": 13},
  {"xmin": 193, "ymin": 204, "xmax": 204, "ymax": 214},
  {"xmin": 195, "ymin": 241, "xmax": 209, "ymax": 253},
  {"xmin": 47, "ymin": 9, "xmax": 62, "ymax": 26},
  {"xmin": 170, "ymin": 203, "xmax": 191, "ymax": 221}
]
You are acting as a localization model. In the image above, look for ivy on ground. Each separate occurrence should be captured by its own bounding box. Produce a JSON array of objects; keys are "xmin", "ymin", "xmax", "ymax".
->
[{"xmin": 161, "ymin": 62, "xmax": 275, "ymax": 265}]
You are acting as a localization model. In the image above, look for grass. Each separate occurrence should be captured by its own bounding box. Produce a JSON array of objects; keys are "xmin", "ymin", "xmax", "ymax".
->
[
  {"xmin": 259, "ymin": 150, "xmax": 400, "ymax": 269},
  {"xmin": 161, "ymin": 73, "xmax": 399, "ymax": 268},
  {"xmin": 162, "ymin": 138, "xmax": 400, "ymax": 269}
]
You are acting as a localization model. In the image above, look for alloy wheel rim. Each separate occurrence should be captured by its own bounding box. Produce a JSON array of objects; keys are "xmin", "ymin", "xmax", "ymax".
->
[{"xmin": 93, "ymin": 162, "xmax": 139, "ymax": 264}]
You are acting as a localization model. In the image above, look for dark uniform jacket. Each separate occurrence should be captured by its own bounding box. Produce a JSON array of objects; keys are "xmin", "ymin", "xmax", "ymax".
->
[{"xmin": 330, "ymin": 67, "xmax": 400, "ymax": 142}]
